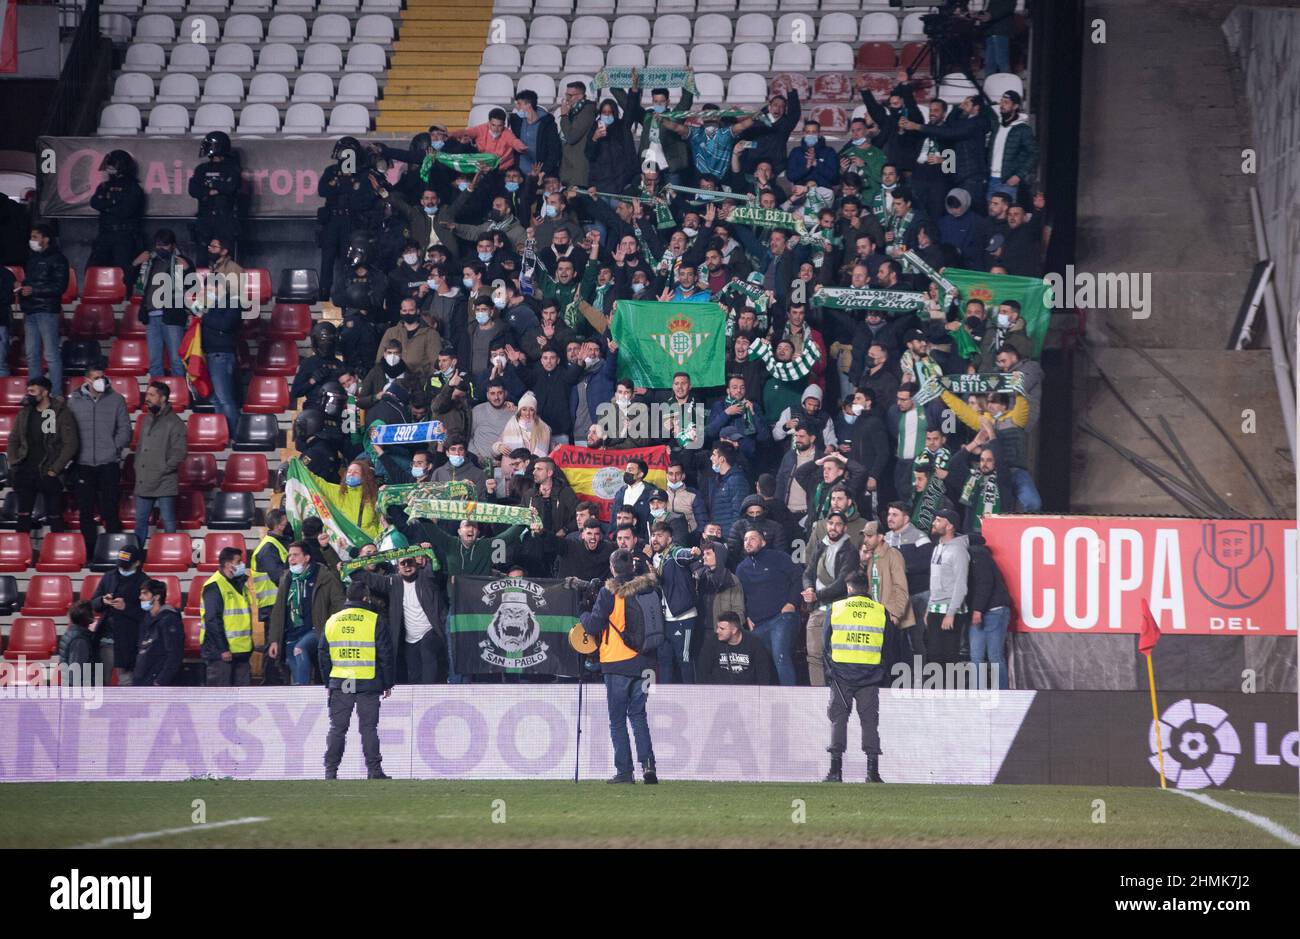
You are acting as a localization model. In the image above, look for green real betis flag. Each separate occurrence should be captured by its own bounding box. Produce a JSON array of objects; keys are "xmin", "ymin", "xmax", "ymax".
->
[
  {"xmin": 942, "ymin": 268, "xmax": 1055, "ymax": 357},
  {"xmin": 610, "ymin": 300, "xmax": 727, "ymax": 389},
  {"xmin": 283, "ymin": 458, "xmax": 375, "ymax": 557},
  {"xmin": 448, "ymin": 576, "xmax": 583, "ymax": 677}
]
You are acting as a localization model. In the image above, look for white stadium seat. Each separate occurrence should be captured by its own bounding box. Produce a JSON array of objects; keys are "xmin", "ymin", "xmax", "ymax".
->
[
  {"xmin": 733, "ymin": 13, "xmax": 773, "ymax": 44},
  {"xmin": 560, "ymin": 74, "xmax": 595, "ymax": 98},
  {"xmin": 570, "ymin": 16, "xmax": 609, "ymax": 45},
  {"xmin": 192, "ymin": 103, "xmax": 236, "ymax": 134},
  {"xmin": 480, "ymin": 44, "xmax": 521, "ymax": 73},
  {"xmin": 247, "ymin": 72, "xmax": 290, "ymax": 103},
  {"xmin": 529, "ymin": 15, "xmax": 568, "ymax": 45},
  {"xmin": 772, "ymin": 42, "xmax": 811, "ymax": 72},
  {"xmin": 533, "ymin": 0, "xmax": 573, "ymax": 11},
  {"xmin": 696, "ymin": 0, "xmax": 736, "ymax": 10},
  {"xmin": 98, "ymin": 103, "xmax": 143, "ymax": 135},
  {"xmin": 145, "ymin": 103, "xmax": 190, "ymax": 134},
  {"xmin": 730, "ymin": 42, "xmax": 771, "ymax": 72},
  {"xmin": 494, "ymin": 0, "xmax": 532, "ymax": 11},
  {"xmin": 237, "ymin": 102, "xmax": 280, "ymax": 135},
  {"xmin": 652, "ymin": 14, "xmax": 691, "ymax": 44},
  {"xmin": 168, "ymin": 43, "xmax": 211, "ymax": 73},
  {"xmin": 605, "ymin": 44, "xmax": 645, "ymax": 69},
  {"xmin": 112, "ymin": 72, "xmax": 155, "ymax": 104},
  {"xmin": 614, "ymin": 0, "xmax": 652, "ymax": 12},
  {"xmin": 180, "ymin": 14, "xmax": 221, "ymax": 43},
  {"xmin": 283, "ymin": 102, "xmax": 326, "ymax": 134},
  {"xmin": 318, "ymin": 0, "xmax": 359, "ymax": 11},
  {"xmin": 574, "ymin": 0, "xmax": 613, "ymax": 12},
  {"xmin": 270, "ymin": 0, "xmax": 311, "ymax": 10},
  {"xmin": 610, "ymin": 15, "xmax": 650, "ymax": 45},
  {"xmin": 726, "ymin": 73, "xmax": 768, "ymax": 105},
  {"xmin": 860, "ymin": 12, "xmax": 901, "ymax": 41},
  {"xmin": 936, "ymin": 72, "xmax": 978, "ymax": 103},
  {"xmin": 818, "ymin": 12, "xmax": 859, "ymax": 42},
  {"xmin": 564, "ymin": 45, "xmax": 604, "ymax": 73},
  {"xmin": 328, "ymin": 103, "xmax": 371, "ymax": 133},
  {"xmin": 202, "ymin": 72, "xmax": 245, "ymax": 103},
  {"xmin": 901, "ymin": 12, "xmax": 928, "ymax": 39},
  {"xmin": 213, "ymin": 43, "xmax": 255, "ymax": 71},
  {"xmin": 693, "ymin": 14, "xmax": 732, "ymax": 45},
  {"xmin": 694, "ymin": 72, "xmax": 724, "ymax": 101},
  {"xmin": 814, "ymin": 42, "xmax": 854, "ymax": 71},
  {"xmin": 688, "ymin": 43, "xmax": 728, "ymax": 72},
  {"xmin": 521, "ymin": 44, "xmax": 562, "ymax": 71},
  {"xmin": 822, "ymin": 0, "xmax": 862, "ymax": 10},
  {"xmin": 775, "ymin": 13, "xmax": 815, "ymax": 44},
  {"xmin": 142, "ymin": 0, "xmax": 184, "ymax": 13},
  {"xmin": 354, "ymin": 15, "xmax": 394, "ymax": 43},
  {"xmin": 983, "ymin": 73, "xmax": 1025, "ymax": 104},
  {"xmin": 189, "ymin": 0, "xmax": 230, "ymax": 10},
  {"xmin": 267, "ymin": 14, "xmax": 308, "ymax": 43},
  {"xmin": 304, "ymin": 43, "xmax": 345, "ymax": 71},
  {"xmin": 474, "ymin": 73, "xmax": 515, "ymax": 105},
  {"xmin": 345, "ymin": 44, "xmax": 387, "ymax": 72},
  {"xmin": 99, "ymin": 14, "xmax": 134, "ymax": 43},
  {"xmin": 124, "ymin": 42, "xmax": 166, "ymax": 72},
  {"xmin": 491, "ymin": 16, "xmax": 526, "ymax": 45},
  {"xmin": 363, "ymin": 0, "xmax": 401, "ymax": 10},
  {"xmin": 739, "ymin": 0, "xmax": 797, "ymax": 9},
  {"xmin": 222, "ymin": 13, "xmax": 263, "ymax": 43},
  {"xmin": 101, "ymin": 0, "xmax": 142, "ymax": 13},
  {"xmin": 658, "ymin": 0, "xmax": 694, "ymax": 11},
  {"xmin": 467, "ymin": 104, "xmax": 494, "ymax": 125},
  {"xmin": 131, "ymin": 12, "xmax": 169, "ymax": 42},
  {"xmin": 516, "ymin": 74, "xmax": 557, "ymax": 105},
  {"xmin": 257, "ymin": 43, "xmax": 299, "ymax": 72},
  {"xmin": 311, "ymin": 13, "xmax": 352, "ymax": 43},
  {"xmin": 336, "ymin": 72, "xmax": 378, "ymax": 103},
  {"xmin": 230, "ymin": 0, "xmax": 272, "ymax": 9},
  {"xmin": 648, "ymin": 45, "xmax": 687, "ymax": 68},
  {"xmin": 292, "ymin": 72, "xmax": 335, "ymax": 103},
  {"xmin": 155, "ymin": 72, "xmax": 200, "ymax": 102}
]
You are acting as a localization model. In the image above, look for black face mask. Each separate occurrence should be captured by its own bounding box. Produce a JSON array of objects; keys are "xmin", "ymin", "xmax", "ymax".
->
[
  {"xmin": 623, "ymin": 472, "xmax": 637, "ymax": 485},
  {"xmin": 208, "ymin": 251, "xmax": 223, "ymax": 264},
  {"xmin": 401, "ymin": 314, "xmax": 419, "ymax": 326},
  {"xmin": 155, "ymin": 248, "xmax": 172, "ymax": 259}
]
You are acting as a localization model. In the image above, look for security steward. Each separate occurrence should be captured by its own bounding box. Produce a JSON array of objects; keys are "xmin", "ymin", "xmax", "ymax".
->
[
  {"xmin": 200, "ymin": 547, "xmax": 256, "ymax": 686},
  {"xmin": 319, "ymin": 580, "xmax": 396, "ymax": 780},
  {"xmin": 823, "ymin": 572, "xmax": 891, "ymax": 784},
  {"xmin": 188, "ymin": 131, "xmax": 242, "ymax": 257},
  {"xmin": 250, "ymin": 507, "xmax": 291, "ymax": 624}
]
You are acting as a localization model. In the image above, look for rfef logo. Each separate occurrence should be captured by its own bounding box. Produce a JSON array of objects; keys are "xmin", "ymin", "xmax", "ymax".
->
[
  {"xmin": 1149, "ymin": 699, "xmax": 1240, "ymax": 789},
  {"xmin": 1192, "ymin": 522, "xmax": 1273, "ymax": 609}
]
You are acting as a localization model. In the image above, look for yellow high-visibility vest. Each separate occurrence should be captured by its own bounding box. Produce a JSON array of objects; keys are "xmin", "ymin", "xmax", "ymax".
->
[
  {"xmin": 324, "ymin": 606, "xmax": 379, "ymax": 681},
  {"xmin": 249, "ymin": 534, "xmax": 288, "ymax": 610},
  {"xmin": 828, "ymin": 595, "xmax": 886, "ymax": 666},
  {"xmin": 199, "ymin": 571, "xmax": 254, "ymax": 654}
]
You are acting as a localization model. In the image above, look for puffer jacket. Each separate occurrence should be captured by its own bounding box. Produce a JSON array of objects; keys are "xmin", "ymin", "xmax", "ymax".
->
[
  {"xmin": 66, "ymin": 384, "xmax": 131, "ymax": 467},
  {"xmin": 20, "ymin": 247, "xmax": 69, "ymax": 316}
]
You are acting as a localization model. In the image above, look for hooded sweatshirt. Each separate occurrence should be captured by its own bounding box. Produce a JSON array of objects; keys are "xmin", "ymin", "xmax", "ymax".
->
[
  {"xmin": 694, "ymin": 541, "xmax": 746, "ymax": 632},
  {"xmin": 928, "ymin": 534, "xmax": 970, "ymax": 614}
]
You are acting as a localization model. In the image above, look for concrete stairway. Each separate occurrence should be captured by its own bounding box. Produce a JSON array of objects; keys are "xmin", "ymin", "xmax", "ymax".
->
[{"xmin": 376, "ymin": 0, "xmax": 494, "ymax": 133}]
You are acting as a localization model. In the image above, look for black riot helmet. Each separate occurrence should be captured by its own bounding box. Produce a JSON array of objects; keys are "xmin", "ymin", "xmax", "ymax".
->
[
  {"xmin": 100, "ymin": 150, "xmax": 138, "ymax": 179},
  {"xmin": 293, "ymin": 408, "xmax": 326, "ymax": 443},
  {"xmin": 342, "ymin": 281, "xmax": 372, "ymax": 311},
  {"xmin": 332, "ymin": 136, "xmax": 363, "ymax": 163},
  {"xmin": 309, "ymin": 321, "xmax": 338, "ymax": 356},
  {"xmin": 315, "ymin": 381, "xmax": 347, "ymax": 421},
  {"xmin": 199, "ymin": 131, "xmax": 232, "ymax": 159},
  {"xmin": 345, "ymin": 231, "xmax": 371, "ymax": 268}
]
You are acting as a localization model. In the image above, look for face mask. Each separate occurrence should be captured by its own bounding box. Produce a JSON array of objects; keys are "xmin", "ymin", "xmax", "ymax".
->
[
  {"xmin": 345, "ymin": 475, "xmax": 362, "ymax": 488},
  {"xmin": 155, "ymin": 247, "xmax": 172, "ymax": 258},
  {"xmin": 997, "ymin": 313, "xmax": 1011, "ymax": 327},
  {"xmin": 385, "ymin": 353, "xmax": 401, "ymax": 366},
  {"xmin": 91, "ymin": 377, "xmax": 109, "ymax": 393},
  {"xmin": 650, "ymin": 507, "xmax": 665, "ymax": 519},
  {"xmin": 344, "ymin": 383, "xmax": 358, "ymax": 396},
  {"xmin": 667, "ymin": 480, "xmax": 683, "ymax": 490},
  {"xmin": 140, "ymin": 599, "xmax": 154, "ymax": 612},
  {"xmin": 631, "ymin": 281, "xmax": 646, "ymax": 294},
  {"xmin": 513, "ymin": 468, "xmax": 526, "ymax": 477},
  {"xmin": 401, "ymin": 314, "xmax": 419, "ymax": 326},
  {"xmin": 231, "ymin": 563, "xmax": 246, "ymax": 579},
  {"xmin": 457, "ymin": 181, "xmax": 470, "ymax": 192},
  {"xmin": 600, "ymin": 115, "xmax": 615, "ymax": 127},
  {"xmin": 682, "ymin": 227, "xmax": 698, "ymax": 239},
  {"xmin": 449, "ymin": 454, "xmax": 465, "ymax": 468},
  {"xmin": 803, "ymin": 134, "xmax": 819, "ymax": 147},
  {"xmin": 616, "ymin": 394, "xmax": 632, "ymax": 406},
  {"xmin": 423, "ymin": 205, "xmax": 439, "ymax": 216},
  {"xmin": 462, "ymin": 276, "xmax": 475, "ymax": 289},
  {"xmin": 411, "ymin": 464, "xmax": 427, "ymax": 479},
  {"xmin": 29, "ymin": 239, "xmax": 42, "ymax": 252},
  {"xmin": 289, "ymin": 563, "xmax": 307, "ymax": 576},
  {"xmin": 513, "ymin": 108, "xmax": 526, "ymax": 118},
  {"xmin": 851, "ymin": 403, "xmax": 865, "ymax": 416},
  {"xmin": 118, "ymin": 565, "xmax": 135, "ymax": 576},
  {"xmin": 711, "ymin": 462, "xmax": 721, "ymax": 474},
  {"xmin": 851, "ymin": 137, "xmax": 867, "ymax": 147},
  {"xmin": 477, "ymin": 251, "xmax": 493, "ymax": 263},
  {"xmin": 542, "ymin": 203, "xmax": 557, "ymax": 218},
  {"xmin": 651, "ymin": 104, "xmax": 666, "ymax": 113},
  {"xmin": 493, "ymin": 295, "xmax": 507, "ymax": 310},
  {"xmin": 426, "ymin": 277, "xmax": 439, "ymax": 290},
  {"xmin": 583, "ymin": 356, "xmax": 598, "ymax": 367},
  {"xmin": 844, "ymin": 413, "xmax": 858, "ymax": 425},
  {"xmin": 402, "ymin": 253, "xmax": 419, "ymax": 266},
  {"xmin": 505, "ymin": 181, "xmax": 520, "ymax": 193},
  {"xmin": 475, "ymin": 311, "xmax": 490, "ymax": 325},
  {"xmin": 623, "ymin": 471, "xmax": 637, "ymax": 485},
  {"xmin": 432, "ymin": 139, "xmax": 444, "ymax": 150}
]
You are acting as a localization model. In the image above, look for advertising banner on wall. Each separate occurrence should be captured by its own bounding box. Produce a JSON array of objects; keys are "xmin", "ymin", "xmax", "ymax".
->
[{"xmin": 981, "ymin": 516, "xmax": 1298, "ymax": 636}]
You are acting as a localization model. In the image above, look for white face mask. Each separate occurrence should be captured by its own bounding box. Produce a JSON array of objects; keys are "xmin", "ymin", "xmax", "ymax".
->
[
  {"xmin": 851, "ymin": 403, "xmax": 865, "ymax": 416},
  {"xmin": 288, "ymin": 563, "xmax": 306, "ymax": 576},
  {"xmin": 91, "ymin": 377, "xmax": 109, "ymax": 393},
  {"xmin": 385, "ymin": 353, "xmax": 401, "ymax": 366},
  {"xmin": 29, "ymin": 239, "xmax": 42, "ymax": 252},
  {"xmin": 403, "ymin": 253, "xmax": 419, "ymax": 266},
  {"xmin": 682, "ymin": 227, "xmax": 698, "ymax": 238},
  {"xmin": 344, "ymin": 382, "xmax": 358, "ymax": 396},
  {"xmin": 997, "ymin": 313, "xmax": 1011, "ymax": 327}
]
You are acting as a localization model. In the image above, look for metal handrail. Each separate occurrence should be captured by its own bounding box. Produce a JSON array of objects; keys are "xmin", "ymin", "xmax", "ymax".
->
[{"xmin": 1247, "ymin": 186, "xmax": 1298, "ymax": 470}]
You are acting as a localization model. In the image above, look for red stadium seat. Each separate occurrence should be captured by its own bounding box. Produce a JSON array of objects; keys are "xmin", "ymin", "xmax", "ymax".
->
[
  {"xmin": 268, "ymin": 303, "xmax": 312, "ymax": 340},
  {"xmin": 35, "ymin": 533, "xmax": 87, "ymax": 573},
  {"xmin": 80, "ymin": 573, "xmax": 102, "ymax": 602},
  {"xmin": 0, "ymin": 377, "xmax": 28, "ymax": 413},
  {"xmin": 106, "ymin": 338, "xmax": 149, "ymax": 376},
  {"xmin": 4, "ymin": 265, "xmax": 21, "ymax": 285},
  {"xmin": 62, "ymin": 268, "xmax": 78, "ymax": 305},
  {"xmin": 3, "ymin": 617, "xmax": 57, "ymax": 661},
  {"xmin": 21, "ymin": 575, "xmax": 74, "ymax": 616},
  {"xmin": 184, "ymin": 574, "xmax": 210, "ymax": 615},
  {"xmin": 242, "ymin": 376, "xmax": 288, "ymax": 414},
  {"xmin": 144, "ymin": 533, "xmax": 192, "ymax": 573},
  {"xmin": 254, "ymin": 339, "xmax": 299, "ymax": 377},
  {"xmin": 117, "ymin": 301, "xmax": 146, "ymax": 338},
  {"xmin": 109, "ymin": 376, "xmax": 142, "ymax": 410},
  {"xmin": 0, "ymin": 533, "xmax": 32, "ymax": 572},
  {"xmin": 182, "ymin": 615, "xmax": 202, "ymax": 657},
  {"xmin": 148, "ymin": 375, "xmax": 189, "ymax": 411},
  {"xmin": 0, "ymin": 414, "xmax": 13, "ymax": 439},
  {"xmin": 197, "ymin": 533, "xmax": 245, "ymax": 572},
  {"xmin": 178, "ymin": 453, "xmax": 219, "ymax": 492},
  {"xmin": 176, "ymin": 491, "xmax": 206, "ymax": 530},
  {"xmin": 221, "ymin": 453, "xmax": 269, "ymax": 492},
  {"xmin": 186, "ymin": 413, "xmax": 229, "ymax": 452},
  {"xmin": 71, "ymin": 302, "xmax": 118, "ymax": 340},
  {"xmin": 244, "ymin": 268, "xmax": 273, "ymax": 310},
  {"xmin": 155, "ymin": 574, "xmax": 183, "ymax": 609},
  {"xmin": 83, "ymin": 266, "xmax": 127, "ymax": 303},
  {"xmin": 855, "ymin": 43, "xmax": 898, "ymax": 70},
  {"xmin": 118, "ymin": 494, "xmax": 137, "ymax": 528}
]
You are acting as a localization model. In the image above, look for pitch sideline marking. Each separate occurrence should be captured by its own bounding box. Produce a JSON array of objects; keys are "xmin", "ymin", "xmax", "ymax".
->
[
  {"xmin": 1169, "ymin": 790, "xmax": 1300, "ymax": 847},
  {"xmin": 73, "ymin": 816, "xmax": 270, "ymax": 849}
]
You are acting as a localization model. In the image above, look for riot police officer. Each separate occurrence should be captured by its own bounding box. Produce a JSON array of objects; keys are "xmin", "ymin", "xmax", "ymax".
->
[
  {"xmin": 88, "ymin": 150, "xmax": 145, "ymax": 281},
  {"xmin": 293, "ymin": 408, "xmax": 342, "ymax": 484},
  {"xmin": 318, "ymin": 136, "xmax": 386, "ymax": 301},
  {"xmin": 337, "ymin": 281, "xmax": 384, "ymax": 375},
  {"xmin": 320, "ymin": 580, "xmax": 396, "ymax": 780},
  {"xmin": 188, "ymin": 131, "xmax": 242, "ymax": 258},
  {"xmin": 330, "ymin": 231, "xmax": 389, "ymax": 318},
  {"xmin": 823, "ymin": 572, "xmax": 892, "ymax": 784},
  {"xmin": 291, "ymin": 321, "xmax": 344, "ymax": 405}
]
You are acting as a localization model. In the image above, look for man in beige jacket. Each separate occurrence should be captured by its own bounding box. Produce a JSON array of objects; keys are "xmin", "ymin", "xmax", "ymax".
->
[
  {"xmin": 859, "ymin": 521, "xmax": 914, "ymax": 637},
  {"xmin": 377, "ymin": 297, "xmax": 442, "ymax": 379}
]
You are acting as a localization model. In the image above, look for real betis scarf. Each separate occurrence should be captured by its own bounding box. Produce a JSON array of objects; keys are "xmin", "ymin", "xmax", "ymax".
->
[
  {"xmin": 403, "ymin": 497, "xmax": 539, "ymax": 526},
  {"xmin": 900, "ymin": 249, "xmax": 958, "ymax": 307},
  {"xmin": 960, "ymin": 471, "xmax": 1001, "ymax": 533},
  {"xmin": 666, "ymin": 183, "xmax": 753, "ymax": 204},
  {"xmin": 888, "ymin": 208, "xmax": 915, "ymax": 252},
  {"xmin": 376, "ymin": 479, "xmax": 476, "ymax": 513},
  {"xmin": 900, "ymin": 349, "xmax": 943, "ymax": 386},
  {"xmin": 595, "ymin": 67, "xmax": 698, "ymax": 94},
  {"xmin": 718, "ymin": 277, "xmax": 772, "ymax": 316},
  {"xmin": 723, "ymin": 395, "xmax": 755, "ymax": 434},
  {"xmin": 913, "ymin": 373, "xmax": 1026, "ymax": 406},
  {"xmin": 747, "ymin": 336, "xmax": 821, "ymax": 382},
  {"xmin": 871, "ymin": 184, "xmax": 896, "ymax": 227},
  {"xmin": 729, "ymin": 206, "xmax": 804, "ymax": 234},
  {"xmin": 841, "ymin": 145, "xmax": 886, "ymax": 193},
  {"xmin": 666, "ymin": 399, "xmax": 700, "ymax": 448},
  {"xmin": 896, "ymin": 407, "xmax": 927, "ymax": 460},
  {"xmin": 864, "ymin": 551, "xmax": 883, "ymax": 604},
  {"xmin": 631, "ymin": 222, "xmax": 656, "ymax": 266},
  {"xmin": 338, "ymin": 546, "xmax": 440, "ymax": 582},
  {"xmin": 288, "ymin": 566, "xmax": 311, "ymax": 631},
  {"xmin": 660, "ymin": 108, "xmax": 751, "ymax": 122},
  {"xmin": 419, "ymin": 151, "xmax": 501, "ymax": 181},
  {"xmin": 639, "ymin": 184, "xmax": 676, "ymax": 228},
  {"xmin": 812, "ymin": 287, "xmax": 929, "ymax": 314},
  {"xmin": 910, "ymin": 474, "xmax": 946, "ymax": 532}
]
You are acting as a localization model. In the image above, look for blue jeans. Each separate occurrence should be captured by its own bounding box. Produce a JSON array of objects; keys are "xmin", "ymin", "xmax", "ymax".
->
[
  {"xmin": 146, "ymin": 316, "xmax": 185, "ymax": 377},
  {"xmin": 288, "ymin": 630, "xmax": 319, "ymax": 686},
  {"xmin": 206, "ymin": 351, "xmax": 240, "ymax": 435},
  {"xmin": 657, "ymin": 614, "xmax": 697, "ymax": 684},
  {"xmin": 603, "ymin": 672, "xmax": 653, "ymax": 776},
  {"xmin": 24, "ymin": 312, "xmax": 62, "ymax": 393},
  {"xmin": 987, "ymin": 176, "xmax": 1018, "ymax": 203},
  {"xmin": 985, "ymin": 33, "xmax": 1010, "ymax": 74},
  {"xmin": 134, "ymin": 494, "xmax": 177, "ymax": 546},
  {"xmin": 752, "ymin": 611, "xmax": 799, "ymax": 686},
  {"xmin": 0, "ymin": 325, "xmax": 9, "ymax": 376},
  {"xmin": 969, "ymin": 606, "xmax": 1010, "ymax": 689},
  {"xmin": 1010, "ymin": 467, "xmax": 1042, "ymax": 512}
]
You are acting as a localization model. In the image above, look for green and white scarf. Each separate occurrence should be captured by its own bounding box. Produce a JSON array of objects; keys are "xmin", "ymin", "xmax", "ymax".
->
[
  {"xmin": 896, "ymin": 406, "xmax": 927, "ymax": 460},
  {"xmin": 419, "ymin": 151, "xmax": 500, "ymax": 181},
  {"xmin": 718, "ymin": 278, "xmax": 771, "ymax": 313},
  {"xmin": 960, "ymin": 470, "xmax": 1001, "ymax": 533},
  {"xmin": 666, "ymin": 183, "xmax": 753, "ymax": 204},
  {"xmin": 338, "ymin": 546, "xmax": 440, "ymax": 582},
  {"xmin": 900, "ymin": 249, "xmax": 958, "ymax": 306},
  {"xmin": 556, "ymin": 98, "xmax": 586, "ymax": 145},
  {"xmin": 728, "ymin": 206, "xmax": 803, "ymax": 232},
  {"xmin": 722, "ymin": 395, "xmax": 755, "ymax": 434},
  {"xmin": 659, "ymin": 108, "xmax": 751, "ymax": 122},
  {"xmin": 900, "ymin": 350, "xmax": 943, "ymax": 386},
  {"xmin": 913, "ymin": 373, "xmax": 1026, "ymax": 407},
  {"xmin": 812, "ymin": 287, "xmax": 929, "ymax": 314},
  {"xmin": 747, "ymin": 336, "xmax": 820, "ymax": 382},
  {"xmin": 595, "ymin": 67, "xmax": 698, "ymax": 94},
  {"xmin": 910, "ymin": 474, "xmax": 946, "ymax": 533},
  {"xmin": 376, "ymin": 479, "xmax": 476, "ymax": 513},
  {"xmin": 638, "ymin": 184, "xmax": 677, "ymax": 228},
  {"xmin": 403, "ymin": 497, "xmax": 539, "ymax": 526}
]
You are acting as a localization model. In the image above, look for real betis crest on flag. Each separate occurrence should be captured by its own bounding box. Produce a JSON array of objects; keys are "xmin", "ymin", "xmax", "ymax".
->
[
  {"xmin": 449, "ymin": 576, "xmax": 583, "ymax": 676},
  {"xmin": 942, "ymin": 268, "xmax": 1055, "ymax": 357},
  {"xmin": 610, "ymin": 300, "xmax": 726, "ymax": 388},
  {"xmin": 283, "ymin": 458, "xmax": 377, "ymax": 556}
]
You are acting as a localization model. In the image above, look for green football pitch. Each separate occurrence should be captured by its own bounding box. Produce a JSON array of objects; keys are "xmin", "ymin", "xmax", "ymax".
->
[{"xmin": 2, "ymin": 781, "xmax": 1297, "ymax": 848}]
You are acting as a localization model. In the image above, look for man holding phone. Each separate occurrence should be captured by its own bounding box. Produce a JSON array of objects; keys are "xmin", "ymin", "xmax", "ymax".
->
[{"xmin": 88, "ymin": 545, "xmax": 148, "ymax": 685}]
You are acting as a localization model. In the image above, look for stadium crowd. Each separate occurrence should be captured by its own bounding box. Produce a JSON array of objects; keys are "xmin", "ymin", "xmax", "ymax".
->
[{"xmin": 2, "ymin": 16, "xmax": 1043, "ymax": 692}]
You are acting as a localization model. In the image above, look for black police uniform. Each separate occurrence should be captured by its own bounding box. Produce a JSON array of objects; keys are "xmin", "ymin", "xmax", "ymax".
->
[
  {"xmin": 188, "ymin": 137, "xmax": 242, "ymax": 256},
  {"xmin": 317, "ymin": 151, "xmax": 385, "ymax": 301},
  {"xmin": 88, "ymin": 154, "xmax": 145, "ymax": 279}
]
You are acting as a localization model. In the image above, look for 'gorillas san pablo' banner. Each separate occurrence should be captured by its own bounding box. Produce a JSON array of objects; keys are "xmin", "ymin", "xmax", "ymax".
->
[{"xmin": 982, "ymin": 516, "xmax": 1297, "ymax": 636}]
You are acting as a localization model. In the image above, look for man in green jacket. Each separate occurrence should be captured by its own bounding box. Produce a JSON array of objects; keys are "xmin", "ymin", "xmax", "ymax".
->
[
  {"xmin": 133, "ymin": 380, "xmax": 187, "ymax": 547},
  {"xmin": 5, "ymin": 376, "xmax": 79, "ymax": 534},
  {"xmin": 267, "ymin": 541, "xmax": 346, "ymax": 686},
  {"xmin": 423, "ymin": 519, "xmax": 528, "ymax": 576}
]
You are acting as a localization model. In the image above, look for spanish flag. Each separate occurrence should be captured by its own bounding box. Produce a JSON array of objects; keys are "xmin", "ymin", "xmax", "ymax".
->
[
  {"xmin": 180, "ymin": 317, "xmax": 212, "ymax": 399},
  {"xmin": 550, "ymin": 444, "xmax": 669, "ymax": 521}
]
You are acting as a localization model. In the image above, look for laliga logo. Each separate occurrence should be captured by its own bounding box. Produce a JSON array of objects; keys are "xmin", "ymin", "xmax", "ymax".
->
[
  {"xmin": 653, "ymin": 315, "xmax": 707, "ymax": 366},
  {"xmin": 1192, "ymin": 522, "xmax": 1272, "ymax": 610},
  {"xmin": 1149, "ymin": 699, "xmax": 1240, "ymax": 789}
]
